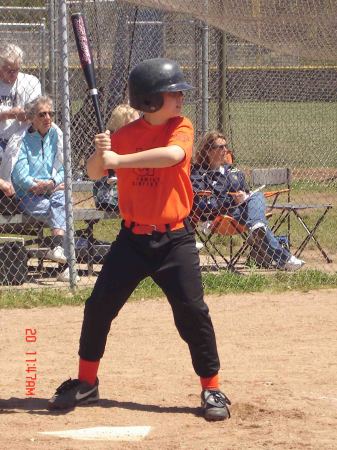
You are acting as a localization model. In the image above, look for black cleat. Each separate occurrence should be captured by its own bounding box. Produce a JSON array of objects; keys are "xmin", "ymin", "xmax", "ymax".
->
[
  {"xmin": 201, "ymin": 389, "xmax": 231, "ymax": 421},
  {"xmin": 48, "ymin": 378, "xmax": 99, "ymax": 410}
]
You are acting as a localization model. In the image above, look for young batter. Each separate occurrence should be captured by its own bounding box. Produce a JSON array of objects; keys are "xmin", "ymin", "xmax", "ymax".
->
[{"xmin": 48, "ymin": 58, "xmax": 231, "ymax": 421}]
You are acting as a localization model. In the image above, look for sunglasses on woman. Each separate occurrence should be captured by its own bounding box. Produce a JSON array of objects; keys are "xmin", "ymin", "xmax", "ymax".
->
[
  {"xmin": 37, "ymin": 111, "xmax": 55, "ymax": 118},
  {"xmin": 211, "ymin": 143, "xmax": 228, "ymax": 151}
]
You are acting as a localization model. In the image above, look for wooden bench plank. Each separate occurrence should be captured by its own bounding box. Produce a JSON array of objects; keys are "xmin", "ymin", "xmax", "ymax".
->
[
  {"xmin": 0, "ymin": 213, "xmax": 25, "ymax": 225},
  {"xmin": 73, "ymin": 208, "xmax": 118, "ymax": 221},
  {"xmin": 72, "ymin": 180, "xmax": 94, "ymax": 192}
]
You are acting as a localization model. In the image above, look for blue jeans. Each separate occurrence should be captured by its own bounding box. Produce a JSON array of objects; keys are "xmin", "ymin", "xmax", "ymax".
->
[
  {"xmin": 19, "ymin": 190, "xmax": 66, "ymax": 231},
  {"xmin": 231, "ymin": 192, "xmax": 290, "ymax": 267}
]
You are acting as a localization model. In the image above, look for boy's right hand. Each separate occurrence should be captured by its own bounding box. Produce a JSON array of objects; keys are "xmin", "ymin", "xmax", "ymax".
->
[{"xmin": 94, "ymin": 130, "xmax": 111, "ymax": 156}]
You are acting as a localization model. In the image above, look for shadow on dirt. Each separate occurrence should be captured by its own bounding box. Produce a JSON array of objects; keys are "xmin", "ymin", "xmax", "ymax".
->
[{"xmin": 0, "ymin": 397, "xmax": 201, "ymax": 417}]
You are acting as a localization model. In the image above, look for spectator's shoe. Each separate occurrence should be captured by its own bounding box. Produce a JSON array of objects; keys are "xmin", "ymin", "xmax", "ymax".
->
[
  {"xmin": 201, "ymin": 389, "xmax": 231, "ymax": 421},
  {"xmin": 48, "ymin": 378, "xmax": 99, "ymax": 410},
  {"xmin": 57, "ymin": 267, "xmax": 80, "ymax": 283},
  {"xmin": 196, "ymin": 241, "xmax": 204, "ymax": 250},
  {"xmin": 284, "ymin": 255, "xmax": 305, "ymax": 271},
  {"xmin": 45, "ymin": 245, "xmax": 67, "ymax": 264}
]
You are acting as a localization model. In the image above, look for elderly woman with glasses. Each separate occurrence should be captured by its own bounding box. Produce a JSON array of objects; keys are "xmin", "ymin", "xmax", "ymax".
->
[
  {"xmin": 191, "ymin": 130, "xmax": 305, "ymax": 271},
  {"xmin": 9, "ymin": 96, "xmax": 75, "ymax": 281}
]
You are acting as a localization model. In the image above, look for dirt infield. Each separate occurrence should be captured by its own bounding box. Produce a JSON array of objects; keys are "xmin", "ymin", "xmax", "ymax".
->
[{"xmin": 1, "ymin": 289, "xmax": 337, "ymax": 449}]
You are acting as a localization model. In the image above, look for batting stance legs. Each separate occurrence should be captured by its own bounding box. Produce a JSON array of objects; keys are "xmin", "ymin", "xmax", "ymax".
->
[
  {"xmin": 79, "ymin": 224, "xmax": 220, "ymax": 378},
  {"xmin": 48, "ymin": 224, "xmax": 230, "ymax": 419}
]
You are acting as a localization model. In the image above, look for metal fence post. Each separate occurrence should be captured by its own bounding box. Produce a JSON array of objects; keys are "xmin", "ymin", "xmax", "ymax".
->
[
  {"xmin": 201, "ymin": 20, "xmax": 209, "ymax": 135},
  {"xmin": 59, "ymin": 0, "xmax": 77, "ymax": 289}
]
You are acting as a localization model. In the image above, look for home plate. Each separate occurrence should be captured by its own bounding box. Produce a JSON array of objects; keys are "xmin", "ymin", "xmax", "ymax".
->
[{"xmin": 39, "ymin": 426, "xmax": 151, "ymax": 441}]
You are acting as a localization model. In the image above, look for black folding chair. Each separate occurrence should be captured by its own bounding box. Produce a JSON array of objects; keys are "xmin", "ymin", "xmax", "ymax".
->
[
  {"xmin": 251, "ymin": 168, "xmax": 333, "ymax": 263},
  {"xmin": 267, "ymin": 203, "xmax": 332, "ymax": 263}
]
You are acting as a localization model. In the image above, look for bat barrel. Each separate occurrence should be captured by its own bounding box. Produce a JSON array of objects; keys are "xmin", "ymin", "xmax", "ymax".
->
[{"xmin": 71, "ymin": 12, "xmax": 114, "ymax": 176}]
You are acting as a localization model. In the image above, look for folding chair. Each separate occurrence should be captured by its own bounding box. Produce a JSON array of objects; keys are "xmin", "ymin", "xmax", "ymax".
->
[
  {"xmin": 251, "ymin": 168, "xmax": 333, "ymax": 263},
  {"xmin": 191, "ymin": 199, "xmax": 245, "ymax": 271},
  {"xmin": 191, "ymin": 169, "xmax": 289, "ymax": 272}
]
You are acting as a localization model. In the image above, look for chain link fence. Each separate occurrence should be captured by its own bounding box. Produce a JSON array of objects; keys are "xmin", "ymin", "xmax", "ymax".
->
[{"xmin": 0, "ymin": 0, "xmax": 336, "ymax": 292}]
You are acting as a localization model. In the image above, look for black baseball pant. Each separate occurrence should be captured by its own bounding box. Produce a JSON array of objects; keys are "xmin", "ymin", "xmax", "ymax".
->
[{"xmin": 79, "ymin": 222, "xmax": 220, "ymax": 378}]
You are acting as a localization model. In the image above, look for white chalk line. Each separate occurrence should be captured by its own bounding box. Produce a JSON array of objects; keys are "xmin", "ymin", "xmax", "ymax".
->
[{"xmin": 39, "ymin": 425, "xmax": 152, "ymax": 441}]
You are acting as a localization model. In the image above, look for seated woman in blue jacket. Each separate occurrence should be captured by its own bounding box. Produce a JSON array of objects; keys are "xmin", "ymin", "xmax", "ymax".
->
[
  {"xmin": 191, "ymin": 130, "xmax": 304, "ymax": 270},
  {"xmin": 11, "ymin": 95, "xmax": 74, "ymax": 281}
]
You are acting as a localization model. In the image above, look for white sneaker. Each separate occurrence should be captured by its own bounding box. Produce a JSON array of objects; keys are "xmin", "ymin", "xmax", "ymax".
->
[
  {"xmin": 57, "ymin": 267, "xmax": 80, "ymax": 282},
  {"xmin": 45, "ymin": 246, "xmax": 67, "ymax": 264},
  {"xmin": 196, "ymin": 241, "xmax": 204, "ymax": 250},
  {"xmin": 284, "ymin": 255, "xmax": 305, "ymax": 271},
  {"xmin": 202, "ymin": 221, "xmax": 212, "ymax": 235}
]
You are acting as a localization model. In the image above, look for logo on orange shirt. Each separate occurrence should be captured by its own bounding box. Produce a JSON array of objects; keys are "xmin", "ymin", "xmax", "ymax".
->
[
  {"xmin": 133, "ymin": 168, "xmax": 155, "ymax": 176},
  {"xmin": 132, "ymin": 168, "xmax": 159, "ymax": 188}
]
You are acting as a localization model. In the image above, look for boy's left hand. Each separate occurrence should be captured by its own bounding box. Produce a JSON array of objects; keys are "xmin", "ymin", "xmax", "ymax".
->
[{"xmin": 94, "ymin": 131, "xmax": 111, "ymax": 155}]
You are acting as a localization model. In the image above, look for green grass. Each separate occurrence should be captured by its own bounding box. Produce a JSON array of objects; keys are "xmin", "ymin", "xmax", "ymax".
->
[
  {"xmin": 291, "ymin": 180, "xmax": 337, "ymax": 192},
  {"xmin": 229, "ymin": 101, "xmax": 337, "ymax": 167},
  {"xmin": 1, "ymin": 269, "xmax": 336, "ymax": 309},
  {"xmin": 187, "ymin": 101, "xmax": 337, "ymax": 168},
  {"xmin": 202, "ymin": 270, "xmax": 337, "ymax": 294}
]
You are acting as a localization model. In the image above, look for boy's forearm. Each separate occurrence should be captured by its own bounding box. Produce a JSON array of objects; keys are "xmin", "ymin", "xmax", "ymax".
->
[
  {"xmin": 87, "ymin": 152, "xmax": 105, "ymax": 180},
  {"xmin": 110, "ymin": 145, "xmax": 185, "ymax": 169}
]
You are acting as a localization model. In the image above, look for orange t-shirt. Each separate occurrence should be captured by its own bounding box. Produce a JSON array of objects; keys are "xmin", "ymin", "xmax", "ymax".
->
[{"xmin": 110, "ymin": 116, "xmax": 194, "ymax": 224}]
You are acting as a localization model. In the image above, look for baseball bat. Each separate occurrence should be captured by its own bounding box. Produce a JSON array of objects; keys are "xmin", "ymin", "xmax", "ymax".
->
[{"xmin": 71, "ymin": 12, "xmax": 114, "ymax": 177}]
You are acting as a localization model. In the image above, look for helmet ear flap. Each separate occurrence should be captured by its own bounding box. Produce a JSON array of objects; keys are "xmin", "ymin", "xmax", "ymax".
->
[{"xmin": 130, "ymin": 92, "xmax": 163, "ymax": 113}]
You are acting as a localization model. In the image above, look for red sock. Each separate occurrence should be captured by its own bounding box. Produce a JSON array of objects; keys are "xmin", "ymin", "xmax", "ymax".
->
[
  {"xmin": 78, "ymin": 358, "xmax": 100, "ymax": 385},
  {"xmin": 200, "ymin": 373, "xmax": 219, "ymax": 390}
]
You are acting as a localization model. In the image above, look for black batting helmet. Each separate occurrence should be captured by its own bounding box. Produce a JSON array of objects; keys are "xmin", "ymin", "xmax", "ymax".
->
[{"xmin": 128, "ymin": 58, "xmax": 193, "ymax": 113}]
